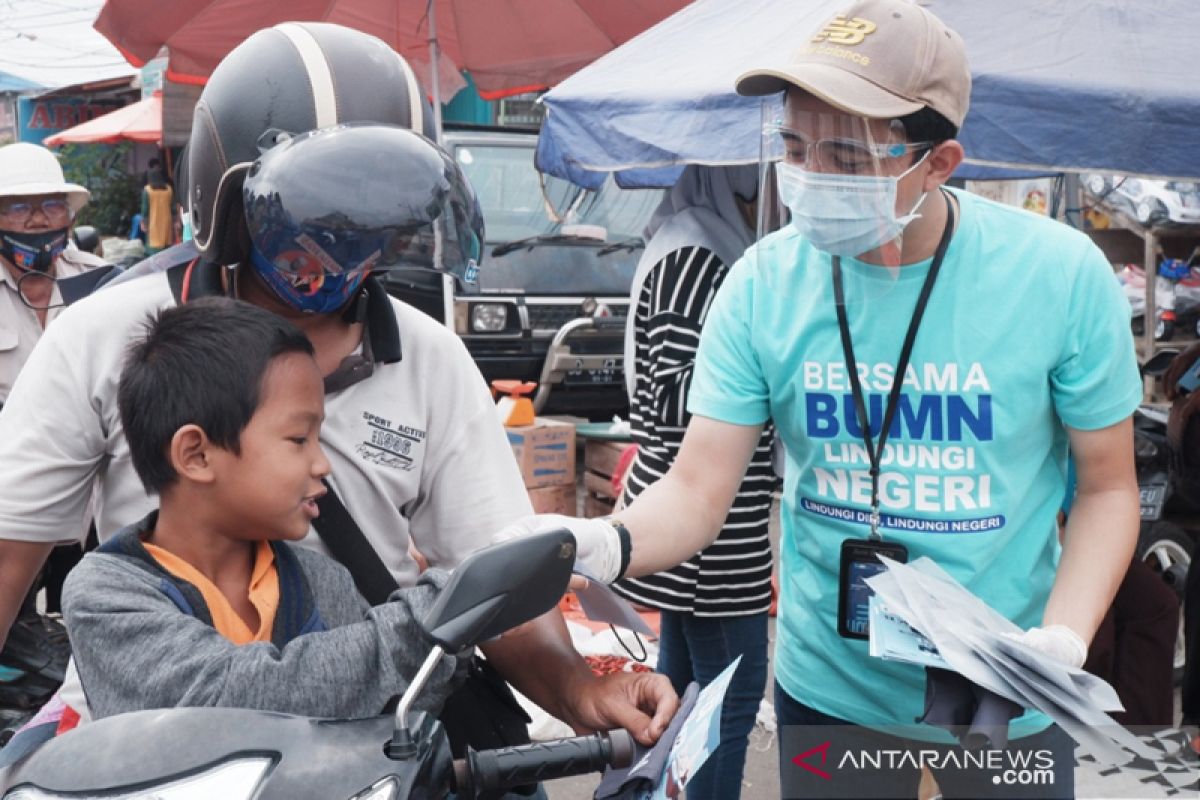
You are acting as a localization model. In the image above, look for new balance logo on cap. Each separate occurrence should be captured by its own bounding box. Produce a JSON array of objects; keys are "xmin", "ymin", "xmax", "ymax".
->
[{"xmin": 812, "ymin": 16, "xmax": 877, "ymax": 46}]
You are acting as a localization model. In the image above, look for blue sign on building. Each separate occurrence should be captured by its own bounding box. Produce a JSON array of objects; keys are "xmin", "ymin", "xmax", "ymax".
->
[{"xmin": 18, "ymin": 96, "xmax": 122, "ymax": 145}]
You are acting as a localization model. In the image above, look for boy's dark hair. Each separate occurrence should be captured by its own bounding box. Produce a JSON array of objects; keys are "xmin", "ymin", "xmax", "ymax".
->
[{"xmin": 118, "ymin": 297, "xmax": 314, "ymax": 493}]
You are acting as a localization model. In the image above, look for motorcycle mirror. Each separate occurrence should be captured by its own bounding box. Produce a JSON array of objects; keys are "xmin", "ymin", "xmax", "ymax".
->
[
  {"xmin": 72, "ymin": 225, "xmax": 100, "ymax": 255},
  {"xmin": 387, "ymin": 529, "xmax": 575, "ymax": 760},
  {"xmin": 421, "ymin": 528, "xmax": 575, "ymax": 651}
]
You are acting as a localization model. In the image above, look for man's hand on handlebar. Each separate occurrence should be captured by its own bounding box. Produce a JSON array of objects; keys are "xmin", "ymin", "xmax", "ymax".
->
[{"xmin": 562, "ymin": 669, "xmax": 678, "ymax": 747}]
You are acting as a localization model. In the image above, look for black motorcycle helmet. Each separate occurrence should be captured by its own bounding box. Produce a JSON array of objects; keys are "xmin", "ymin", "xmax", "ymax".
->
[
  {"xmin": 243, "ymin": 124, "xmax": 484, "ymax": 314},
  {"xmin": 186, "ymin": 22, "xmax": 435, "ymax": 265}
]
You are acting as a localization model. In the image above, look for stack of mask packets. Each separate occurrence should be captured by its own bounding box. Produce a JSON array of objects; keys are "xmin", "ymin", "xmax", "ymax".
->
[{"xmin": 865, "ymin": 557, "xmax": 1163, "ymax": 769}]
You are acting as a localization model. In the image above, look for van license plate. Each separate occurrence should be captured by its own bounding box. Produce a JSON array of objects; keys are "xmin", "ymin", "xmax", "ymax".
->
[{"xmin": 565, "ymin": 368, "xmax": 618, "ymax": 386}]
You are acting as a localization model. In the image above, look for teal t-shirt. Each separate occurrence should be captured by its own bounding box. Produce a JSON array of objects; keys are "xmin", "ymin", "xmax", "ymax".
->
[{"xmin": 689, "ymin": 188, "xmax": 1141, "ymax": 740}]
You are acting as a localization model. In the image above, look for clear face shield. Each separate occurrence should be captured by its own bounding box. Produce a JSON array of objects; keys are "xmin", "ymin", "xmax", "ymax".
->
[{"xmin": 756, "ymin": 99, "xmax": 934, "ymax": 274}]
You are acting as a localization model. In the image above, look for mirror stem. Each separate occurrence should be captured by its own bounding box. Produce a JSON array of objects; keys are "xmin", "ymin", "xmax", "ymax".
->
[{"xmin": 387, "ymin": 645, "xmax": 446, "ymax": 759}]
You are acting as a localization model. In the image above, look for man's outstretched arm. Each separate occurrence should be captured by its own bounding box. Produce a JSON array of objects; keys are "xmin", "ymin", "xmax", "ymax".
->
[
  {"xmin": 620, "ymin": 415, "xmax": 765, "ymax": 577},
  {"xmin": 494, "ymin": 416, "xmax": 765, "ymax": 586},
  {"xmin": 482, "ymin": 416, "xmax": 765, "ymax": 743}
]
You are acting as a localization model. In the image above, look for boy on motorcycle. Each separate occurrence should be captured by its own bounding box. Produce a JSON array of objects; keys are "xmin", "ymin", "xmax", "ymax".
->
[{"xmin": 64, "ymin": 296, "xmax": 466, "ymax": 722}]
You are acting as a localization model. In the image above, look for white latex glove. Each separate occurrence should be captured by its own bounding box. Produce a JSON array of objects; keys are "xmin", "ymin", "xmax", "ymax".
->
[
  {"xmin": 492, "ymin": 514, "xmax": 623, "ymax": 583},
  {"xmin": 1005, "ymin": 624, "xmax": 1088, "ymax": 669}
]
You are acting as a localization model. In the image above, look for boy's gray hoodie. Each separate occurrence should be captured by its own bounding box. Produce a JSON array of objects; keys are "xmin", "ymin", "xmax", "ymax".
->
[{"xmin": 61, "ymin": 513, "xmax": 466, "ymax": 721}]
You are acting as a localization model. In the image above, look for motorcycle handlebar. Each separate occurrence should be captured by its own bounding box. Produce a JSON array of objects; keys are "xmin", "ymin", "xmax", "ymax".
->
[{"xmin": 453, "ymin": 729, "xmax": 635, "ymax": 798}]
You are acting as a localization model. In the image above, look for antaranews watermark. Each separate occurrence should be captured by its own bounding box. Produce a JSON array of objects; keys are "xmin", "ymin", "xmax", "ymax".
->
[
  {"xmin": 777, "ymin": 724, "xmax": 1190, "ymax": 800},
  {"xmin": 781, "ymin": 724, "xmax": 1068, "ymax": 799},
  {"xmin": 779, "ymin": 724, "xmax": 1200, "ymax": 799},
  {"xmin": 838, "ymin": 746, "xmax": 1055, "ymax": 780}
]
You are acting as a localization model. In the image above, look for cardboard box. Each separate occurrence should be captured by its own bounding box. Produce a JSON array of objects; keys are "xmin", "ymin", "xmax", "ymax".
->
[
  {"xmin": 528, "ymin": 482, "xmax": 577, "ymax": 516},
  {"xmin": 584, "ymin": 439, "xmax": 627, "ymax": 477},
  {"xmin": 507, "ymin": 418, "xmax": 576, "ymax": 489}
]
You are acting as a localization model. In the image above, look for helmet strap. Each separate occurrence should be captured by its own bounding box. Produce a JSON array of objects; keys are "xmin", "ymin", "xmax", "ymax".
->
[{"xmin": 340, "ymin": 282, "xmax": 370, "ymax": 324}]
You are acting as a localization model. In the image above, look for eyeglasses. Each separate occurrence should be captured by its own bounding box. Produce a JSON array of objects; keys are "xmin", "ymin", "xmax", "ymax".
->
[
  {"xmin": 765, "ymin": 122, "xmax": 931, "ymax": 175},
  {"xmin": 0, "ymin": 197, "xmax": 71, "ymax": 225}
]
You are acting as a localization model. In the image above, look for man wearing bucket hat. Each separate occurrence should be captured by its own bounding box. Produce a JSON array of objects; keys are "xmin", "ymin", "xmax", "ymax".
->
[
  {"xmin": 0, "ymin": 142, "xmax": 107, "ymax": 403},
  {"xmin": 501, "ymin": 0, "xmax": 1141, "ymax": 795},
  {"xmin": 0, "ymin": 143, "xmax": 109, "ymax": 712}
]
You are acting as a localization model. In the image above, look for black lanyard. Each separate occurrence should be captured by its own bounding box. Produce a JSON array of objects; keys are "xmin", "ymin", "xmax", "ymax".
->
[{"xmin": 831, "ymin": 191, "xmax": 956, "ymax": 540}]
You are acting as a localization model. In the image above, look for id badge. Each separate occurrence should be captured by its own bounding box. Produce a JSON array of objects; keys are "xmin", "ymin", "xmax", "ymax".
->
[{"xmin": 837, "ymin": 538, "xmax": 908, "ymax": 640}]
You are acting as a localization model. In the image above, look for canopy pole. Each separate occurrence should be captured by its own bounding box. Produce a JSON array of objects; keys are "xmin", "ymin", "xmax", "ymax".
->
[{"xmin": 427, "ymin": 0, "xmax": 444, "ymax": 143}]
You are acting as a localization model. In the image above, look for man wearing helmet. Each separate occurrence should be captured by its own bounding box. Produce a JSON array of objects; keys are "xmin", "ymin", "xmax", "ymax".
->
[
  {"xmin": 0, "ymin": 22, "xmax": 675, "ymax": 753},
  {"xmin": 0, "ymin": 142, "xmax": 108, "ymax": 403}
]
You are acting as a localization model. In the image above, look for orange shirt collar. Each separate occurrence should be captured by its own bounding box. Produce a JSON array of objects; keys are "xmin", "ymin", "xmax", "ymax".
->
[{"xmin": 144, "ymin": 540, "xmax": 280, "ymax": 646}]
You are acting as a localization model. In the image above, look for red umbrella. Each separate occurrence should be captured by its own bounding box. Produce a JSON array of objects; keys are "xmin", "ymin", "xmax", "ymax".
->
[
  {"xmin": 43, "ymin": 93, "xmax": 162, "ymax": 147},
  {"xmin": 94, "ymin": 0, "xmax": 691, "ymax": 136}
]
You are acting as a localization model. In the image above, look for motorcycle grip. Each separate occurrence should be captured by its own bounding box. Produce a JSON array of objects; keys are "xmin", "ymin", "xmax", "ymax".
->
[{"xmin": 454, "ymin": 729, "xmax": 634, "ymax": 798}]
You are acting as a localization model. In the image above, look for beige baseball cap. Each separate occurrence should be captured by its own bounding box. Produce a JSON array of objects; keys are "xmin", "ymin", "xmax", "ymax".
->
[{"xmin": 736, "ymin": 0, "xmax": 971, "ymax": 129}]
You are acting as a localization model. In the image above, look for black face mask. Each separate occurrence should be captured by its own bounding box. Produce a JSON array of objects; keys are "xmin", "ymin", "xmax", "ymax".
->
[{"xmin": 0, "ymin": 228, "xmax": 69, "ymax": 273}]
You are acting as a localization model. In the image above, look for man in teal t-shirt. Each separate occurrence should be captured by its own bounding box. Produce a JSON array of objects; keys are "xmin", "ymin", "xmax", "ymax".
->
[
  {"xmin": 691, "ymin": 183, "xmax": 1140, "ymax": 737},
  {"xmin": 500, "ymin": 0, "xmax": 1140, "ymax": 796}
]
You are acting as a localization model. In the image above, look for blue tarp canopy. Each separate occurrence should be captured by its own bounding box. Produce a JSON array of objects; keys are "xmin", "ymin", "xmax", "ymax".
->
[
  {"xmin": 0, "ymin": 72, "xmax": 41, "ymax": 93},
  {"xmin": 537, "ymin": 0, "xmax": 1200, "ymax": 188}
]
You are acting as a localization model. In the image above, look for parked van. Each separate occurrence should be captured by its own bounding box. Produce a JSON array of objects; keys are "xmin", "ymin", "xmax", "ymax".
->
[{"xmin": 385, "ymin": 126, "xmax": 663, "ymax": 419}]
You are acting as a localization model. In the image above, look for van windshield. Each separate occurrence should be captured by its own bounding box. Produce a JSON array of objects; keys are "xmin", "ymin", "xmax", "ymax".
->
[{"xmin": 455, "ymin": 141, "xmax": 662, "ymax": 295}]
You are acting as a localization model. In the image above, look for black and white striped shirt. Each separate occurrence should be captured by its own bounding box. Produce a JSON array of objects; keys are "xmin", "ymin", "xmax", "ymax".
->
[{"xmin": 613, "ymin": 246, "xmax": 777, "ymax": 617}]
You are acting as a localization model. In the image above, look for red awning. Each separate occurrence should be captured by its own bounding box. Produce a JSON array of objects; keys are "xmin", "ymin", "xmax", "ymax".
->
[
  {"xmin": 93, "ymin": 0, "xmax": 690, "ymax": 101},
  {"xmin": 44, "ymin": 93, "xmax": 161, "ymax": 147}
]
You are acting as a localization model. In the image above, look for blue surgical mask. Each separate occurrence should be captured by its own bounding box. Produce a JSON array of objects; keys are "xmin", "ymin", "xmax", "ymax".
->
[{"xmin": 775, "ymin": 153, "xmax": 930, "ymax": 257}]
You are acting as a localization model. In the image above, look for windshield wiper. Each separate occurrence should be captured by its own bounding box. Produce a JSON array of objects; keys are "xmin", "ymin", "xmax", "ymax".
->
[
  {"xmin": 597, "ymin": 238, "xmax": 644, "ymax": 257},
  {"xmin": 492, "ymin": 234, "xmax": 602, "ymax": 257}
]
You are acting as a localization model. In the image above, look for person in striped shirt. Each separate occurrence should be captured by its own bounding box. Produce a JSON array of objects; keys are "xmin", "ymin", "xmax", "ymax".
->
[{"xmin": 613, "ymin": 164, "xmax": 776, "ymax": 800}]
